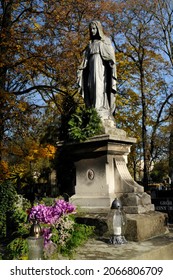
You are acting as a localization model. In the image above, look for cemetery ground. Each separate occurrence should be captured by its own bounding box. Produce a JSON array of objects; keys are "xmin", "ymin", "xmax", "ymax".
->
[
  {"xmin": 1, "ymin": 184, "xmax": 173, "ymax": 260},
  {"xmin": 1, "ymin": 223, "xmax": 173, "ymax": 260}
]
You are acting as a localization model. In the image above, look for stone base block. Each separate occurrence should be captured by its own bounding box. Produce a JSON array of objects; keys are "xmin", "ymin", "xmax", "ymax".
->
[
  {"xmin": 125, "ymin": 211, "xmax": 168, "ymax": 241},
  {"xmin": 123, "ymin": 204, "xmax": 155, "ymax": 214},
  {"xmin": 70, "ymin": 195, "xmax": 114, "ymax": 213},
  {"xmin": 120, "ymin": 192, "xmax": 155, "ymax": 213},
  {"xmin": 74, "ymin": 211, "xmax": 168, "ymax": 242}
]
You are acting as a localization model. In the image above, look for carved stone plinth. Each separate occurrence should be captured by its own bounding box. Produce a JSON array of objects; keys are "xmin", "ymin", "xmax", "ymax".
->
[
  {"xmin": 57, "ymin": 129, "xmax": 169, "ymax": 241},
  {"xmin": 58, "ymin": 132, "xmax": 154, "ymax": 214}
]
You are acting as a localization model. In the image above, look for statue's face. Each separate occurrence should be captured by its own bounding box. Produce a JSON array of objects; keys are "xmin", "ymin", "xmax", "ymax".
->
[{"xmin": 90, "ymin": 23, "xmax": 97, "ymax": 37}]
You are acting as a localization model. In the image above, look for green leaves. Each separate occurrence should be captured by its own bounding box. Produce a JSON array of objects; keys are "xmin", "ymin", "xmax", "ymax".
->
[
  {"xmin": 60, "ymin": 222, "xmax": 94, "ymax": 258},
  {"xmin": 7, "ymin": 238, "xmax": 28, "ymax": 260},
  {"xmin": 0, "ymin": 180, "xmax": 17, "ymax": 237},
  {"xmin": 68, "ymin": 107, "xmax": 104, "ymax": 142}
]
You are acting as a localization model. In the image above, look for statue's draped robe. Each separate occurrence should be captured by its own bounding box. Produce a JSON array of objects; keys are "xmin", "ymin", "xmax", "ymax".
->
[{"xmin": 78, "ymin": 31, "xmax": 117, "ymax": 115}]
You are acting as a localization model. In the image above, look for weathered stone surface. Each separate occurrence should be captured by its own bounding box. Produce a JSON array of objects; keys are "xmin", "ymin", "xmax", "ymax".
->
[
  {"xmin": 125, "ymin": 211, "xmax": 168, "ymax": 241},
  {"xmin": 75, "ymin": 211, "xmax": 167, "ymax": 242},
  {"xmin": 102, "ymin": 119, "xmax": 127, "ymax": 138},
  {"xmin": 114, "ymin": 156, "xmax": 144, "ymax": 193},
  {"xmin": 57, "ymin": 133, "xmax": 167, "ymax": 242},
  {"xmin": 68, "ymin": 133, "xmax": 154, "ymax": 213},
  {"xmin": 121, "ymin": 192, "xmax": 155, "ymax": 213},
  {"xmin": 123, "ymin": 205, "xmax": 155, "ymax": 214},
  {"xmin": 73, "ymin": 229, "xmax": 173, "ymax": 260}
]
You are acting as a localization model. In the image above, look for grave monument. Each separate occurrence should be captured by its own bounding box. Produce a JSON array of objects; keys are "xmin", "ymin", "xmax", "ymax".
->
[{"xmin": 58, "ymin": 21, "xmax": 167, "ymax": 241}]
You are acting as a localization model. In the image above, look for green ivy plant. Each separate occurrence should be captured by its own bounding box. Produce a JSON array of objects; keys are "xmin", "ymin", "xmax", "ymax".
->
[
  {"xmin": 5, "ymin": 194, "xmax": 31, "ymax": 259},
  {"xmin": 10, "ymin": 195, "xmax": 31, "ymax": 237},
  {"xmin": 7, "ymin": 237, "xmax": 28, "ymax": 260},
  {"xmin": 0, "ymin": 180, "xmax": 17, "ymax": 237},
  {"xmin": 68, "ymin": 107, "xmax": 104, "ymax": 142}
]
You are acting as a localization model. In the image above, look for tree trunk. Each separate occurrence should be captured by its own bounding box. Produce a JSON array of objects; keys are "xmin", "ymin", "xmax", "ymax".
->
[
  {"xmin": 169, "ymin": 106, "xmax": 173, "ymax": 187},
  {"xmin": 140, "ymin": 66, "xmax": 149, "ymax": 190}
]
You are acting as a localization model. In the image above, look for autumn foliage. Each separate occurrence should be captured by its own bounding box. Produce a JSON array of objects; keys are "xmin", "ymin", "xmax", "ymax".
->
[
  {"xmin": 0, "ymin": 0, "xmax": 173, "ymax": 188},
  {"xmin": 0, "ymin": 160, "xmax": 9, "ymax": 182}
]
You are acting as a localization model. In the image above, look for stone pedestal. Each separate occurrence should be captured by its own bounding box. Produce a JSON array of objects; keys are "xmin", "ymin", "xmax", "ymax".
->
[
  {"xmin": 57, "ymin": 126, "xmax": 168, "ymax": 241},
  {"xmin": 67, "ymin": 132, "xmax": 154, "ymax": 214}
]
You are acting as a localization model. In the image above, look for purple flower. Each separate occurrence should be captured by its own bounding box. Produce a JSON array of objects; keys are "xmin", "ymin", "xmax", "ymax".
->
[
  {"xmin": 54, "ymin": 199, "xmax": 76, "ymax": 215},
  {"xmin": 42, "ymin": 228, "xmax": 52, "ymax": 245},
  {"xmin": 28, "ymin": 199, "xmax": 77, "ymax": 256},
  {"xmin": 28, "ymin": 199, "xmax": 76, "ymax": 225}
]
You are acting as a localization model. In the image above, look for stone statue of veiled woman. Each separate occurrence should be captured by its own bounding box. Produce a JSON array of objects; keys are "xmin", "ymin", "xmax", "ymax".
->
[{"xmin": 77, "ymin": 20, "xmax": 117, "ymax": 120}]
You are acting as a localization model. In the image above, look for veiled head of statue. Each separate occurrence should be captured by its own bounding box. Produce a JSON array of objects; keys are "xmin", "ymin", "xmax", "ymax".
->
[{"xmin": 89, "ymin": 21, "xmax": 105, "ymax": 40}]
